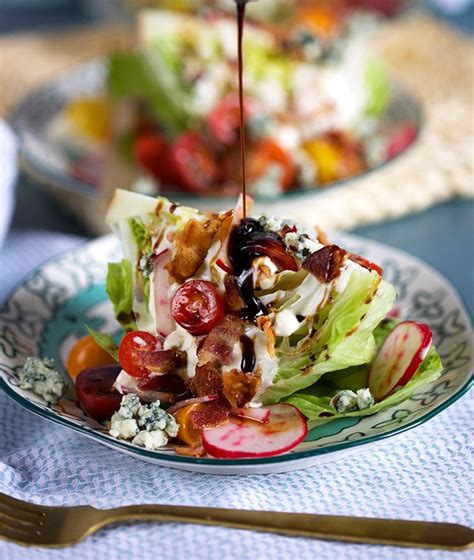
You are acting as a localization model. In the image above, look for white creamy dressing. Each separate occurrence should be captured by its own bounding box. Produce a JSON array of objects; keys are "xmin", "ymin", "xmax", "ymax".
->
[
  {"xmin": 273, "ymin": 309, "xmax": 303, "ymax": 337},
  {"xmin": 163, "ymin": 324, "xmax": 199, "ymax": 380},
  {"xmin": 252, "ymin": 256, "xmax": 279, "ymax": 290},
  {"xmin": 244, "ymin": 325, "xmax": 279, "ymax": 403}
]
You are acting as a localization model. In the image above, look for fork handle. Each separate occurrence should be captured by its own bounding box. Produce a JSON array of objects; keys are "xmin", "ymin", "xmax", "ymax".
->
[{"xmin": 105, "ymin": 505, "xmax": 474, "ymax": 550}]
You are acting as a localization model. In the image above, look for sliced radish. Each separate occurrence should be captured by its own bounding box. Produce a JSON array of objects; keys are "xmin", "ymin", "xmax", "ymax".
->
[
  {"xmin": 153, "ymin": 249, "xmax": 174, "ymax": 337},
  {"xmin": 232, "ymin": 407, "xmax": 271, "ymax": 424},
  {"xmin": 202, "ymin": 403, "xmax": 307, "ymax": 459},
  {"xmin": 369, "ymin": 321, "xmax": 432, "ymax": 401},
  {"xmin": 214, "ymin": 193, "xmax": 254, "ymax": 273}
]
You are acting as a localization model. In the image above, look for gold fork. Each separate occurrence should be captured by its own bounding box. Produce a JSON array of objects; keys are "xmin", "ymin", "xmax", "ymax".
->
[{"xmin": 0, "ymin": 492, "xmax": 472, "ymax": 550}]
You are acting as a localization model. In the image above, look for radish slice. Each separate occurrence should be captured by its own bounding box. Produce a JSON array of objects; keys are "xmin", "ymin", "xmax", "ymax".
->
[
  {"xmin": 214, "ymin": 193, "xmax": 254, "ymax": 273},
  {"xmin": 167, "ymin": 395, "xmax": 219, "ymax": 415},
  {"xmin": 153, "ymin": 249, "xmax": 174, "ymax": 337},
  {"xmin": 232, "ymin": 407, "xmax": 271, "ymax": 424},
  {"xmin": 369, "ymin": 321, "xmax": 432, "ymax": 401},
  {"xmin": 202, "ymin": 403, "xmax": 307, "ymax": 459}
]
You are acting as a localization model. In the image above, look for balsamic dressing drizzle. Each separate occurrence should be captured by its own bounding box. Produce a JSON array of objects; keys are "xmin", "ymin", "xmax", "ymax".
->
[
  {"xmin": 236, "ymin": 0, "xmax": 248, "ymax": 218},
  {"xmin": 240, "ymin": 334, "xmax": 256, "ymax": 373}
]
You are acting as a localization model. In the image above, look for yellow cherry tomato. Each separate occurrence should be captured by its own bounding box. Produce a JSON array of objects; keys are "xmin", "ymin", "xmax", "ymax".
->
[
  {"xmin": 66, "ymin": 335, "xmax": 116, "ymax": 380},
  {"xmin": 173, "ymin": 404, "xmax": 204, "ymax": 448},
  {"xmin": 66, "ymin": 97, "xmax": 111, "ymax": 142}
]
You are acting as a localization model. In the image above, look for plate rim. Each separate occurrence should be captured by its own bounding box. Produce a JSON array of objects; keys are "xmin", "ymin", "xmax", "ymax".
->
[
  {"xmin": 9, "ymin": 57, "xmax": 424, "ymax": 203},
  {"xmin": 0, "ymin": 233, "xmax": 472, "ymax": 468}
]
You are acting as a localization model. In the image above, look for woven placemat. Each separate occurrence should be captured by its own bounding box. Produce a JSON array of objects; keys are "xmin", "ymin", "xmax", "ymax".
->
[{"xmin": 1, "ymin": 15, "xmax": 473, "ymax": 231}]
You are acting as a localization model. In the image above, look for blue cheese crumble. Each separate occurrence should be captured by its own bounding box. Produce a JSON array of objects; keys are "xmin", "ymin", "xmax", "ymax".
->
[
  {"xmin": 330, "ymin": 388, "xmax": 375, "ymax": 413},
  {"xmin": 19, "ymin": 357, "xmax": 66, "ymax": 404},
  {"xmin": 109, "ymin": 394, "xmax": 179, "ymax": 450}
]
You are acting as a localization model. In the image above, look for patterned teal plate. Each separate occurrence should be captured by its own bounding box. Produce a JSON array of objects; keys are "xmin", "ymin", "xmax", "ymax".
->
[{"xmin": 0, "ymin": 233, "xmax": 472, "ymax": 474}]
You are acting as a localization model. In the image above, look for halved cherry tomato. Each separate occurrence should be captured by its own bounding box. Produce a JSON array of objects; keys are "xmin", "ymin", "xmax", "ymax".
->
[
  {"xmin": 118, "ymin": 331, "xmax": 162, "ymax": 379},
  {"xmin": 249, "ymin": 238, "xmax": 299, "ymax": 271},
  {"xmin": 173, "ymin": 404, "xmax": 204, "ymax": 448},
  {"xmin": 168, "ymin": 132, "xmax": 219, "ymax": 193},
  {"xmin": 133, "ymin": 132, "xmax": 178, "ymax": 185},
  {"xmin": 304, "ymin": 131, "xmax": 365, "ymax": 184},
  {"xmin": 207, "ymin": 94, "xmax": 254, "ymax": 145},
  {"xmin": 66, "ymin": 335, "xmax": 116, "ymax": 380},
  {"xmin": 386, "ymin": 122, "xmax": 418, "ymax": 160},
  {"xmin": 238, "ymin": 138, "xmax": 296, "ymax": 191},
  {"xmin": 171, "ymin": 280, "xmax": 224, "ymax": 335},
  {"xmin": 295, "ymin": 2, "xmax": 346, "ymax": 40},
  {"xmin": 75, "ymin": 365, "xmax": 122, "ymax": 421},
  {"xmin": 349, "ymin": 253, "xmax": 383, "ymax": 276}
]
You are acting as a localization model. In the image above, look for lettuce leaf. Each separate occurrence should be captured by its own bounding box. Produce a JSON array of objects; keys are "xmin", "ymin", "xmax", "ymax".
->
[
  {"xmin": 285, "ymin": 323, "xmax": 443, "ymax": 423},
  {"xmin": 365, "ymin": 59, "xmax": 391, "ymax": 117},
  {"xmin": 260, "ymin": 269, "xmax": 396, "ymax": 404},
  {"xmin": 106, "ymin": 260, "xmax": 137, "ymax": 331},
  {"xmin": 107, "ymin": 49, "xmax": 190, "ymax": 136},
  {"xmin": 85, "ymin": 326, "xmax": 119, "ymax": 360}
]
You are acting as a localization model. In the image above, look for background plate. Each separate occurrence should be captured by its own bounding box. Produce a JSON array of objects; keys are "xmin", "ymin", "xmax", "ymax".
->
[
  {"xmin": 10, "ymin": 59, "xmax": 422, "ymax": 226},
  {"xmin": 0, "ymin": 232, "xmax": 471, "ymax": 474}
]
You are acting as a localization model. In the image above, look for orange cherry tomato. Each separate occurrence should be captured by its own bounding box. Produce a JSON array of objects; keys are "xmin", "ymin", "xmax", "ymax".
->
[
  {"xmin": 173, "ymin": 404, "xmax": 204, "ymax": 448},
  {"xmin": 66, "ymin": 335, "xmax": 117, "ymax": 380}
]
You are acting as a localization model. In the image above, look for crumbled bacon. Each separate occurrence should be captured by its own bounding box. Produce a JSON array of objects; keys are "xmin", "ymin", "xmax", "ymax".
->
[
  {"xmin": 222, "ymin": 368, "xmax": 261, "ymax": 408},
  {"xmin": 224, "ymin": 274, "xmax": 245, "ymax": 313},
  {"xmin": 137, "ymin": 349, "xmax": 187, "ymax": 374},
  {"xmin": 198, "ymin": 315, "xmax": 244, "ymax": 367},
  {"xmin": 189, "ymin": 364, "xmax": 223, "ymax": 397},
  {"xmin": 165, "ymin": 218, "xmax": 221, "ymax": 283},
  {"xmin": 190, "ymin": 399, "xmax": 231, "ymax": 429},
  {"xmin": 302, "ymin": 244, "xmax": 347, "ymax": 283}
]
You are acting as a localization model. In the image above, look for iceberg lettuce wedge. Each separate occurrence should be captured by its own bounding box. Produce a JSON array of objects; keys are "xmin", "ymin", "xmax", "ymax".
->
[{"xmin": 285, "ymin": 320, "xmax": 443, "ymax": 423}]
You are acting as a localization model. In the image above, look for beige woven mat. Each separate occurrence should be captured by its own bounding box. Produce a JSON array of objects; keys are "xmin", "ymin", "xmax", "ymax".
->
[{"xmin": 1, "ymin": 15, "xmax": 473, "ymax": 231}]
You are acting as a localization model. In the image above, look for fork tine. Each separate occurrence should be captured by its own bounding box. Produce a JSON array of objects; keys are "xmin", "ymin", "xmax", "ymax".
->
[
  {"xmin": 0, "ymin": 493, "xmax": 44, "ymax": 518},
  {"xmin": 0, "ymin": 503, "xmax": 42, "ymax": 526},
  {"xmin": 0, "ymin": 516, "xmax": 35, "ymax": 535},
  {"xmin": 0, "ymin": 519, "xmax": 36, "ymax": 543}
]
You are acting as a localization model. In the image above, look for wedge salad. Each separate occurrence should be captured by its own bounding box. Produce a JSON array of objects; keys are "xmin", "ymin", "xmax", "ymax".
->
[
  {"xmin": 19, "ymin": 189, "xmax": 443, "ymax": 459},
  {"xmin": 46, "ymin": 5, "xmax": 418, "ymax": 197}
]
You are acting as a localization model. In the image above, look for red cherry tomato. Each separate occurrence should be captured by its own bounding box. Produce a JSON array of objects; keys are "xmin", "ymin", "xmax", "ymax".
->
[
  {"xmin": 168, "ymin": 132, "xmax": 219, "ymax": 193},
  {"xmin": 118, "ymin": 331, "xmax": 161, "ymax": 379},
  {"xmin": 208, "ymin": 94, "xmax": 254, "ymax": 145},
  {"xmin": 386, "ymin": 123, "xmax": 418, "ymax": 160},
  {"xmin": 224, "ymin": 139, "xmax": 296, "ymax": 191},
  {"xmin": 171, "ymin": 280, "xmax": 224, "ymax": 335},
  {"xmin": 349, "ymin": 253, "xmax": 383, "ymax": 276},
  {"xmin": 133, "ymin": 132, "xmax": 168, "ymax": 178},
  {"xmin": 251, "ymin": 239, "xmax": 299, "ymax": 271},
  {"xmin": 75, "ymin": 365, "xmax": 122, "ymax": 421}
]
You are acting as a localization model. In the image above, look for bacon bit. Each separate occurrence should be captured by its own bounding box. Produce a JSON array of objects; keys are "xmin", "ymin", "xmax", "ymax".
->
[
  {"xmin": 174, "ymin": 445, "xmax": 207, "ymax": 457},
  {"xmin": 222, "ymin": 368, "xmax": 261, "ymax": 409},
  {"xmin": 189, "ymin": 364, "xmax": 223, "ymax": 397},
  {"xmin": 190, "ymin": 399, "xmax": 231, "ymax": 429},
  {"xmin": 137, "ymin": 373, "xmax": 186, "ymax": 394},
  {"xmin": 349, "ymin": 253, "xmax": 383, "ymax": 276},
  {"xmin": 165, "ymin": 218, "xmax": 221, "ymax": 283},
  {"xmin": 224, "ymin": 274, "xmax": 245, "ymax": 313},
  {"xmin": 198, "ymin": 315, "xmax": 244, "ymax": 367},
  {"xmin": 257, "ymin": 316, "xmax": 276, "ymax": 358},
  {"xmin": 138, "ymin": 350, "xmax": 187, "ymax": 374},
  {"xmin": 302, "ymin": 244, "xmax": 347, "ymax": 283},
  {"xmin": 315, "ymin": 226, "xmax": 330, "ymax": 246},
  {"xmin": 281, "ymin": 224, "xmax": 298, "ymax": 236}
]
